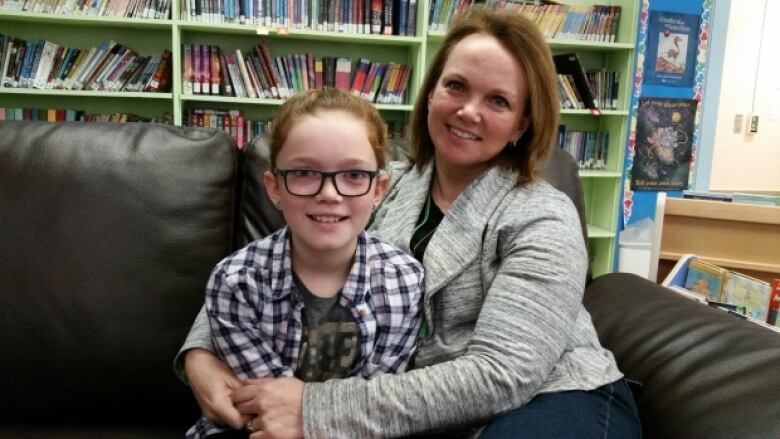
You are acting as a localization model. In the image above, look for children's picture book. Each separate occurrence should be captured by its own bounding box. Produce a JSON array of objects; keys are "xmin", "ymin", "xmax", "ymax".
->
[
  {"xmin": 684, "ymin": 259, "xmax": 727, "ymax": 302},
  {"xmin": 732, "ymin": 193, "xmax": 780, "ymax": 207},
  {"xmin": 631, "ymin": 97, "xmax": 698, "ymax": 191},
  {"xmin": 643, "ymin": 11, "xmax": 700, "ymax": 87},
  {"xmin": 721, "ymin": 272, "xmax": 772, "ymax": 322},
  {"xmin": 768, "ymin": 279, "xmax": 780, "ymax": 326}
]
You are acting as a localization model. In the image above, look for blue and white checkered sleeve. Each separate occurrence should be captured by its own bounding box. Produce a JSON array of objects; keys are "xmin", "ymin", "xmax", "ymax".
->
[
  {"xmin": 185, "ymin": 414, "xmax": 227, "ymax": 439},
  {"xmin": 366, "ymin": 252, "xmax": 425, "ymax": 376},
  {"xmin": 205, "ymin": 260, "xmax": 293, "ymax": 380}
]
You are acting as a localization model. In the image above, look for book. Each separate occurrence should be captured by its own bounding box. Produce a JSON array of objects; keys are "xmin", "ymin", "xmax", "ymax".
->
[
  {"xmin": 134, "ymin": 56, "xmax": 161, "ymax": 91},
  {"xmin": 243, "ymin": 54, "xmax": 264, "ymax": 98},
  {"xmin": 381, "ymin": 0, "xmax": 393, "ymax": 35},
  {"xmin": 23, "ymin": 40, "xmax": 43, "ymax": 88},
  {"xmin": 370, "ymin": 0, "xmax": 382, "ymax": 33},
  {"xmin": 350, "ymin": 58, "xmax": 370, "ymax": 96},
  {"xmin": 72, "ymin": 41, "xmax": 112, "ymax": 90},
  {"xmin": 682, "ymin": 190, "xmax": 733, "ymax": 202},
  {"xmin": 767, "ymin": 279, "xmax": 780, "ymax": 326},
  {"xmin": 314, "ymin": 57, "xmax": 323, "ymax": 90},
  {"xmin": 258, "ymin": 41, "xmax": 284, "ymax": 98},
  {"xmin": 553, "ymin": 53, "xmax": 597, "ymax": 110},
  {"xmin": 323, "ymin": 56, "xmax": 335, "ymax": 88},
  {"xmin": 218, "ymin": 51, "xmax": 232, "ymax": 96},
  {"xmin": 89, "ymin": 45, "xmax": 128, "ymax": 90},
  {"xmin": 199, "ymin": 44, "xmax": 210, "ymax": 94},
  {"xmin": 192, "ymin": 44, "xmax": 202, "ymax": 94},
  {"xmin": 376, "ymin": 62, "xmax": 397, "ymax": 103},
  {"xmin": 1, "ymin": 38, "xmax": 19, "ymax": 87},
  {"xmin": 44, "ymin": 45, "xmax": 65, "ymax": 88},
  {"xmin": 145, "ymin": 49, "xmax": 172, "ymax": 93},
  {"xmin": 235, "ymin": 49, "xmax": 256, "ymax": 98},
  {"xmin": 393, "ymin": 64, "xmax": 412, "ymax": 104},
  {"xmin": 81, "ymin": 42, "xmax": 122, "ymax": 91},
  {"xmin": 684, "ymin": 259, "xmax": 728, "ymax": 302},
  {"xmin": 281, "ymin": 55, "xmax": 295, "ymax": 94},
  {"xmin": 272, "ymin": 56, "xmax": 290, "ymax": 98},
  {"xmin": 122, "ymin": 56, "xmax": 148, "ymax": 92},
  {"xmin": 306, "ymin": 53, "xmax": 315, "ymax": 92},
  {"xmin": 32, "ymin": 40, "xmax": 58, "ymax": 89},
  {"xmin": 48, "ymin": 46, "xmax": 71, "ymax": 88},
  {"xmin": 104, "ymin": 50, "xmax": 136, "ymax": 91},
  {"xmin": 721, "ymin": 271, "xmax": 772, "ymax": 322},
  {"xmin": 63, "ymin": 46, "xmax": 95, "ymax": 90},
  {"xmin": 253, "ymin": 43, "xmax": 279, "ymax": 98},
  {"xmin": 209, "ymin": 45, "xmax": 220, "ymax": 95},
  {"xmin": 334, "ymin": 57, "xmax": 351, "ymax": 92},
  {"xmin": 224, "ymin": 52, "xmax": 246, "ymax": 98},
  {"xmin": 183, "ymin": 44, "xmax": 193, "ymax": 95},
  {"xmin": 366, "ymin": 62, "xmax": 385, "ymax": 102},
  {"xmin": 731, "ymin": 193, "xmax": 780, "ymax": 207},
  {"xmin": 245, "ymin": 54, "xmax": 266, "ymax": 97}
]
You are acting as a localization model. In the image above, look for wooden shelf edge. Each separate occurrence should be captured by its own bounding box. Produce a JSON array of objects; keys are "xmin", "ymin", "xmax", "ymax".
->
[{"xmin": 666, "ymin": 198, "xmax": 780, "ymax": 226}]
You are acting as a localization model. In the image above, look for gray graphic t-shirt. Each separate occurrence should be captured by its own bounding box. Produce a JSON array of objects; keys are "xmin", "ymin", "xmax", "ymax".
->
[{"xmin": 293, "ymin": 272, "xmax": 360, "ymax": 382}]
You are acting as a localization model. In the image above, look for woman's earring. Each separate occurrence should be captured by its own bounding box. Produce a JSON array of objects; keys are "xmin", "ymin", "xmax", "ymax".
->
[
  {"xmin": 274, "ymin": 200, "xmax": 281, "ymax": 209},
  {"xmin": 506, "ymin": 140, "xmax": 517, "ymax": 149}
]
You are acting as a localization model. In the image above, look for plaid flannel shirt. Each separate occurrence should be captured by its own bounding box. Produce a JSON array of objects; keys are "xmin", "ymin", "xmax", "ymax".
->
[{"xmin": 186, "ymin": 227, "xmax": 424, "ymax": 438}]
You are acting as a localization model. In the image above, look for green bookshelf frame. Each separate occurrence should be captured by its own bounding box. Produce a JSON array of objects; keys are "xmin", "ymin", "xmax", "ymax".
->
[{"xmin": 0, "ymin": 0, "xmax": 637, "ymax": 277}]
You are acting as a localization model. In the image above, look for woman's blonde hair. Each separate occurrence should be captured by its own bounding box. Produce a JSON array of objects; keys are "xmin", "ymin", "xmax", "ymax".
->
[
  {"xmin": 409, "ymin": 5, "xmax": 560, "ymax": 182},
  {"xmin": 269, "ymin": 88, "xmax": 388, "ymax": 169}
]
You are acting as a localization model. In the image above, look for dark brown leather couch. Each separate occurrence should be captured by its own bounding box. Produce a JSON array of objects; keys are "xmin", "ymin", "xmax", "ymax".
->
[{"xmin": 1, "ymin": 121, "xmax": 778, "ymax": 438}]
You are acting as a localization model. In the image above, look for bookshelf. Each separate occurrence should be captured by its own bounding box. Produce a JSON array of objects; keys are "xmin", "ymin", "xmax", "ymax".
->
[
  {"xmin": 0, "ymin": 0, "xmax": 637, "ymax": 277},
  {"xmin": 655, "ymin": 195, "xmax": 780, "ymax": 284}
]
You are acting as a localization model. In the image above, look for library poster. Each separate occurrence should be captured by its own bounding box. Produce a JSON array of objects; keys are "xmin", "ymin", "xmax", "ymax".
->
[
  {"xmin": 631, "ymin": 98, "xmax": 698, "ymax": 191},
  {"xmin": 643, "ymin": 11, "xmax": 700, "ymax": 87}
]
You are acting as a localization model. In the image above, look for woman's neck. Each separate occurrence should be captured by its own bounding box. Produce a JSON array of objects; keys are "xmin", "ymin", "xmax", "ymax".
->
[
  {"xmin": 290, "ymin": 238, "xmax": 355, "ymax": 298},
  {"xmin": 432, "ymin": 162, "xmax": 484, "ymax": 213}
]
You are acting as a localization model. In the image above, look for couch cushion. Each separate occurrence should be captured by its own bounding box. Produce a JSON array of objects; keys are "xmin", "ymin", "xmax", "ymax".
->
[
  {"xmin": 539, "ymin": 147, "xmax": 588, "ymax": 244},
  {"xmin": 239, "ymin": 135, "xmax": 284, "ymax": 245},
  {"xmin": 585, "ymin": 273, "xmax": 780, "ymax": 439},
  {"xmin": 0, "ymin": 122, "xmax": 239, "ymax": 428}
]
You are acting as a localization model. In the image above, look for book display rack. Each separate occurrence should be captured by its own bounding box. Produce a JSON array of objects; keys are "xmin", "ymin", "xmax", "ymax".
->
[{"xmin": 0, "ymin": 0, "xmax": 638, "ymax": 276}]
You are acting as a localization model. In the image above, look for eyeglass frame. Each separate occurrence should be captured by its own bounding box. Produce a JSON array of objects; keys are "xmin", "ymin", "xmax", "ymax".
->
[{"xmin": 272, "ymin": 168, "xmax": 381, "ymax": 197}]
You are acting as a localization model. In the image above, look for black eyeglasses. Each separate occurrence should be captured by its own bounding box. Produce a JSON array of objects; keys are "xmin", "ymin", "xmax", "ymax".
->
[{"xmin": 273, "ymin": 168, "xmax": 380, "ymax": 197}]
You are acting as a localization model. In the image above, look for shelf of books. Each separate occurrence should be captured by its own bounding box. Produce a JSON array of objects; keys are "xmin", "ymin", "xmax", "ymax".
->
[
  {"xmin": 506, "ymin": 0, "xmax": 637, "ymax": 276},
  {"xmin": 662, "ymin": 254, "xmax": 780, "ymax": 333},
  {"xmin": 0, "ymin": 0, "xmax": 637, "ymax": 276}
]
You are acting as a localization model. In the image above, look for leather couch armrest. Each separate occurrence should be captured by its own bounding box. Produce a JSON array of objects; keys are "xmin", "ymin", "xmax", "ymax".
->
[{"xmin": 584, "ymin": 273, "xmax": 780, "ymax": 439}]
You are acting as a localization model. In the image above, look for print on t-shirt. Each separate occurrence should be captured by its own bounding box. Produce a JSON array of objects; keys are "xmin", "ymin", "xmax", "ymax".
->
[{"xmin": 293, "ymin": 272, "xmax": 360, "ymax": 382}]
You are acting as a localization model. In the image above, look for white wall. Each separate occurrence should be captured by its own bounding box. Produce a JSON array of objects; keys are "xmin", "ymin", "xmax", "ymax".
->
[{"xmin": 709, "ymin": 0, "xmax": 780, "ymax": 192}]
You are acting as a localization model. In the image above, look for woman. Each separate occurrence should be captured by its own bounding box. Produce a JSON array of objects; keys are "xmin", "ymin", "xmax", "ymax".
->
[{"xmin": 178, "ymin": 6, "xmax": 641, "ymax": 438}]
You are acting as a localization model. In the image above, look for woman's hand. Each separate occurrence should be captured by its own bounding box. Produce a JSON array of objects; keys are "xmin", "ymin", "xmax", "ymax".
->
[
  {"xmin": 184, "ymin": 348, "xmax": 248, "ymax": 430},
  {"xmin": 235, "ymin": 377, "xmax": 305, "ymax": 439}
]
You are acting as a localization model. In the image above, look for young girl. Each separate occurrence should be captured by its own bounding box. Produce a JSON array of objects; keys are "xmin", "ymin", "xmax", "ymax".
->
[{"xmin": 186, "ymin": 88, "xmax": 424, "ymax": 438}]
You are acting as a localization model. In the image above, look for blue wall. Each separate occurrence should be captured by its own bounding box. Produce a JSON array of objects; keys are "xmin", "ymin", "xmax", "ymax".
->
[
  {"xmin": 614, "ymin": 0, "xmax": 725, "ymax": 269},
  {"xmin": 622, "ymin": 0, "xmax": 708, "ymax": 227}
]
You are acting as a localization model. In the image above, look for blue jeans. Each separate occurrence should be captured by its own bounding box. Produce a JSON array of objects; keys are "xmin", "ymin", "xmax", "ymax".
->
[{"xmin": 479, "ymin": 379, "xmax": 641, "ymax": 439}]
